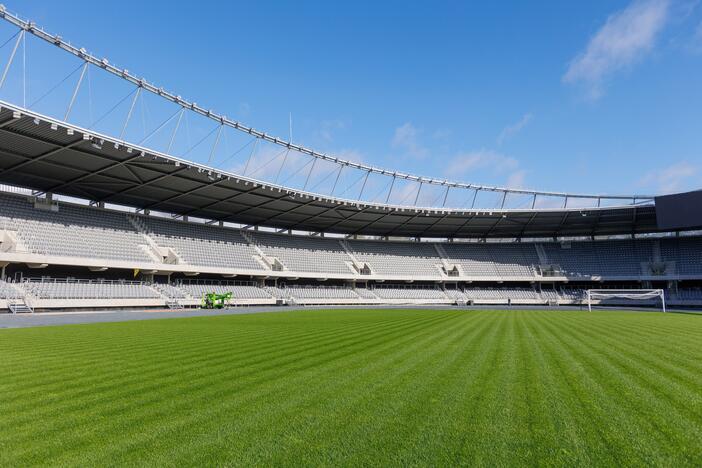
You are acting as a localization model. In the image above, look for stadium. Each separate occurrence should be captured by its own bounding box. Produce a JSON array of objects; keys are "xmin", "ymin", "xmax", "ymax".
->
[{"xmin": 1, "ymin": 3, "xmax": 701, "ymax": 466}]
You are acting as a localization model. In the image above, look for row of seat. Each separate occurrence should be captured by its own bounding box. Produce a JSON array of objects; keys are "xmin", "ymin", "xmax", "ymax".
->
[
  {"xmin": 2, "ymin": 192, "xmax": 701, "ymax": 278},
  {"xmin": 3, "ymin": 277, "xmax": 700, "ymax": 304}
]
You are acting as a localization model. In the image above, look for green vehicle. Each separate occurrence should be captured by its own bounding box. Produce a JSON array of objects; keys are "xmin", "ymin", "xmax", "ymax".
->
[{"xmin": 201, "ymin": 291, "xmax": 233, "ymax": 309}]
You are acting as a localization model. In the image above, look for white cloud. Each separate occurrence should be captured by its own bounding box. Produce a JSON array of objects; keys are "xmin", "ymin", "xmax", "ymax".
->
[
  {"xmin": 316, "ymin": 119, "xmax": 347, "ymax": 143},
  {"xmin": 638, "ymin": 161, "xmax": 699, "ymax": 193},
  {"xmin": 445, "ymin": 150, "xmax": 519, "ymax": 176},
  {"xmin": 497, "ymin": 113, "xmax": 533, "ymax": 146},
  {"xmin": 392, "ymin": 122, "xmax": 428, "ymax": 158},
  {"xmin": 506, "ymin": 170, "xmax": 528, "ymax": 189},
  {"xmin": 564, "ymin": 0, "xmax": 670, "ymax": 98}
]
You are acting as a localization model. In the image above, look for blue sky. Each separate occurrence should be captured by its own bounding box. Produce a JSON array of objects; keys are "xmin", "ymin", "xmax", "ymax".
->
[{"xmin": 5, "ymin": 0, "xmax": 702, "ymax": 197}]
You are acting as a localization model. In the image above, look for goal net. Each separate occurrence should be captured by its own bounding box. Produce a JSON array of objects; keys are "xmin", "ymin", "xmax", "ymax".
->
[{"xmin": 586, "ymin": 289, "xmax": 666, "ymax": 312}]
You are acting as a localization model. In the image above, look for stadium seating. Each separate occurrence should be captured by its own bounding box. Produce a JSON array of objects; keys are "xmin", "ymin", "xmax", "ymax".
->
[
  {"xmin": 249, "ymin": 232, "xmax": 354, "ymax": 274},
  {"xmin": 176, "ymin": 283, "xmax": 272, "ymax": 299},
  {"xmin": 372, "ymin": 286, "xmax": 448, "ymax": 300},
  {"xmin": 0, "ymin": 193, "xmax": 152, "ymax": 263},
  {"xmin": 0, "ymin": 280, "xmax": 23, "ymax": 299},
  {"xmin": 464, "ymin": 287, "xmax": 540, "ymax": 301},
  {"xmin": 2, "ymin": 192, "xmax": 702, "ymax": 311},
  {"xmin": 22, "ymin": 279, "xmax": 159, "ymax": 299},
  {"xmin": 660, "ymin": 237, "xmax": 702, "ymax": 276},
  {"xmin": 347, "ymin": 240, "xmax": 443, "ymax": 277},
  {"xmin": 442, "ymin": 242, "xmax": 539, "ymax": 277},
  {"xmin": 138, "ymin": 216, "xmax": 264, "ymax": 271},
  {"xmin": 284, "ymin": 285, "xmax": 359, "ymax": 299}
]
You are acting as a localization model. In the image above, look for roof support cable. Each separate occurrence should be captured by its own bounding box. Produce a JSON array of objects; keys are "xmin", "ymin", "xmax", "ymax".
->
[
  {"xmin": 274, "ymin": 148, "xmax": 290, "ymax": 184},
  {"xmin": 0, "ymin": 29, "xmax": 22, "ymax": 90},
  {"xmin": 64, "ymin": 61, "xmax": 88, "ymax": 121},
  {"xmin": 137, "ymin": 106, "xmax": 183, "ymax": 146},
  {"xmin": 249, "ymin": 147, "xmax": 287, "ymax": 178},
  {"xmin": 182, "ymin": 123, "xmax": 220, "ymax": 158},
  {"xmin": 442, "ymin": 185, "xmax": 450, "ymax": 207},
  {"xmin": 368, "ymin": 177, "xmax": 392, "ymax": 203},
  {"xmin": 21, "ymin": 24, "xmax": 26, "ymax": 107},
  {"xmin": 120, "ymin": 86, "xmax": 141, "ymax": 140},
  {"xmin": 88, "ymin": 87, "xmax": 136, "ymax": 130},
  {"xmin": 330, "ymin": 164, "xmax": 344, "ymax": 196},
  {"xmin": 242, "ymin": 138, "xmax": 258, "ymax": 176},
  {"xmin": 309, "ymin": 163, "xmax": 340, "ymax": 193},
  {"xmin": 336, "ymin": 170, "xmax": 366, "ymax": 198},
  {"xmin": 385, "ymin": 175, "xmax": 396, "ymax": 204},
  {"xmin": 207, "ymin": 124, "xmax": 223, "ymax": 163},
  {"xmin": 166, "ymin": 107, "xmax": 185, "ymax": 154},
  {"xmin": 303, "ymin": 157, "xmax": 317, "ymax": 191},
  {"xmin": 500, "ymin": 191, "xmax": 508, "ymax": 209},
  {"xmin": 217, "ymin": 137, "xmax": 255, "ymax": 167},
  {"xmin": 358, "ymin": 171, "xmax": 370, "ymax": 201},
  {"xmin": 28, "ymin": 61, "xmax": 84, "ymax": 109},
  {"xmin": 281, "ymin": 156, "xmax": 315, "ymax": 187},
  {"xmin": 414, "ymin": 181, "xmax": 423, "ymax": 206},
  {"xmin": 563, "ymin": 195, "xmax": 568, "ymax": 209},
  {"xmin": 531, "ymin": 193, "xmax": 537, "ymax": 209},
  {"xmin": 470, "ymin": 188, "xmax": 479, "ymax": 209}
]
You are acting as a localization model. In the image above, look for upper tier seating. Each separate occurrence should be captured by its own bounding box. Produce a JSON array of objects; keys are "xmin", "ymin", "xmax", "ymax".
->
[
  {"xmin": 540, "ymin": 239, "xmax": 651, "ymax": 277},
  {"xmin": 22, "ymin": 279, "xmax": 159, "ymax": 299},
  {"xmin": 250, "ymin": 232, "xmax": 354, "ymax": 275},
  {"xmin": 348, "ymin": 240, "xmax": 443, "ymax": 277},
  {"xmin": 0, "ymin": 194, "xmax": 152, "ymax": 263},
  {"xmin": 139, "ymin": 217, "xmax": 264, "ymax": 271},
  {"xmin": 660, "ymin": 237, "xmax": 702, "ymax": 275},
  {"xmin": 442, "ymin": 243, "xmax": 539, "ymax": 277},
  {"xmin": 2, "ymin": 191, "xmax": 702, "ymax": 282}
]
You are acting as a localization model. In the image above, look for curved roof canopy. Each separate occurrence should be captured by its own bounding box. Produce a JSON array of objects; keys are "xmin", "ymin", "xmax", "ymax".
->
[{"xmin": 0, "ymin": 103, "xmax": 659, "ymax": 238}]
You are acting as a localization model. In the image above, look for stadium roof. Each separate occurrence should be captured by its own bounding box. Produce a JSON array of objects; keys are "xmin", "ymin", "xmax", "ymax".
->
[{"xmin": 0, "ymin": 102, "xmax": 660, "ymax": 238}]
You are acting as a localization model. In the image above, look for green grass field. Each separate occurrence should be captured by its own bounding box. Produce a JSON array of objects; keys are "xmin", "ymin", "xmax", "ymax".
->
[{"xmin": 1, "ymin": 309, "xmax": 701, "ymax": 466}]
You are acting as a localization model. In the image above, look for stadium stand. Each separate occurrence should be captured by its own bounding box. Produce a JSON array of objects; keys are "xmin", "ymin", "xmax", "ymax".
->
[
  {"xmin": 285, "ymin": 285, "xmax": 359, "ymax": 300},
  {"xmin": 137, "ymin": 216, "xmax": 265, "ymax": 271},
  {"xmin": 661, "ymin": 237, "xmax": 702, "ymax": 276},
  {"xmin": 0, "ymin": 193, "xmax": 153, "ymax": 263},
  {"xmin": 442, "ymin": 242, "xmax": 539, "ymax": 278},
  {"xmin": 249, "ymin": 232, "xmax": 355, "ymax": 275},
  {"xmin": 176, "ymin": 282, "xmax": 273, "ymax": 300},
  {"xmin": 372, "ymin": 286, "xmax": 449, "ymax": 301},
  {"xmin": 0, "ymin": 280, "xmax": 23, "ymax": 299},
  {"xmin": 22, "ymin": 278, "xmax": 160, "ymax": 299},
  {"xmin": 347, "ymin": 240, "xmax": 443, "ymax": 277},
  {"xmin": 1, "ymin": 191, "xmax": 701, "ymax": 311}
]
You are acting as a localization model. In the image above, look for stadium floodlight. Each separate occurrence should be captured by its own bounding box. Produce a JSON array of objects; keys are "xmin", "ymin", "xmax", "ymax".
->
[{"xmin": 586, "ymin": 289, "xmax": 666, "ymax": 313}]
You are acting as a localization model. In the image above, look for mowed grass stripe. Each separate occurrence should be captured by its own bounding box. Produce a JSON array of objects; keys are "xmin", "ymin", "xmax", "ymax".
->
[
  {"xmin": 88, "ymin": 310, "xmax": 468, "ymax": 465},
  {"xmin": 1, "ymin": 311, "xmax": 459, "ymax": 464},
  {"xmin": 0, "ymin": 310, "xmax": 439, "ymax": 414},
  {"xmin": 258, "ymin": 311, "xmax": 501, "ymax": 466},
  {"xmin": 0, "ymin": 309, "xmax": 700, "ymax": 466},
  {"xmin": 537, "ymin": 314, "xmax": 702, "ymax": 463},
  {"xmin": 533, "ymin": 312, "xmax": 702, "ymax": 465},
  {"xmin": 165, "ymin": 310, "xmax": 491, "ymax": 466}
]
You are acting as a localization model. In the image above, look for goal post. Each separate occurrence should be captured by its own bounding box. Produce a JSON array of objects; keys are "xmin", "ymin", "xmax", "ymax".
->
[{"xmin": 586, "ymin": 289, "xmax": 666, "ymax": 313}]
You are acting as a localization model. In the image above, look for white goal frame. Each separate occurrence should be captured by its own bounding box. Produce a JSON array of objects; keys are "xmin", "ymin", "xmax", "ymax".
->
[{"xmin": 586, "ymin": 289, "xmax": 666, "ymax": 312}]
